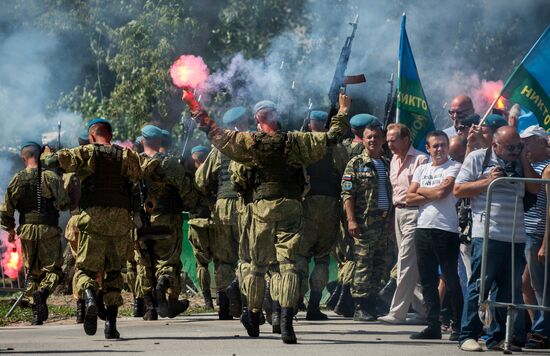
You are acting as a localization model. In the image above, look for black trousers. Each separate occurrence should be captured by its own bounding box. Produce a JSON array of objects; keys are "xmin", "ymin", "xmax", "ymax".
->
[{"xmin": 414, "ymin": 228, "xmax": 463, "ymax": 329}]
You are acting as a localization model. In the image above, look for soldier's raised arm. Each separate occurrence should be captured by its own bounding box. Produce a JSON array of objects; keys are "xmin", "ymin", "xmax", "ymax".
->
[
  {"xmin": 43, "ymin": 171, "xmax": 70, "ymax": 212},
  {"xmin": 43, "ymin": 145, "xmax": 94, "ymax": 174}
]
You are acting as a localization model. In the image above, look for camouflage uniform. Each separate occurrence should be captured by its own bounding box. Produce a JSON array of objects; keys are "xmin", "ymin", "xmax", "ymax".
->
[
  {"xmin": 297, "ymin": 144, "xmax": 347, "ymax": 300},
  {"xmin": 44, "ymin": 144, "xmax": 158, "ymax": 307},
  {"xmin": 187, "ymin": 199, "xmax": 215, "ymax": 295},
  {"xmin": 195, "ymin": 148, "xmax": 240, "ymax": 292},
  {"xmin": 135, "ymin": 153, "xmax": 190, "ymax": 299},
  {"xmin": 202, "ymin": 111, "xmax": 349, "ymax": 312},
  {"xmin": 0, "ymin": 168, "xmax": 69, "ymax": 303},
  {"xmin": 341, "ymin": 150, "xmax": 391, "ymax": 300}
]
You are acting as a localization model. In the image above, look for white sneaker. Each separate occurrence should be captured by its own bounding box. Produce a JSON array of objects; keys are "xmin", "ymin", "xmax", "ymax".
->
[
  {"xmin": 460, "ymin": 339, "xmax": 482, "ymax": 352},
  {"xmin": 378, "ymin": 315, "xmax": 406, "ymax": 324}
]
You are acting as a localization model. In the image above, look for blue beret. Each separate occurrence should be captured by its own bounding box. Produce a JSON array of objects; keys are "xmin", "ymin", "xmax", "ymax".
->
[
  {"xmin": 141, "ymin": 125, "xmax": 163, "ymax": 139},
  {"xmin": 309, "ymin": 110, "xmax": 329, "ymax": 122},
  {"xmin": 482, "ymin": 114, "xmax": 507, "ymax": 130},
  {"xmin": 350, "ymin": 113, "xmax": 381, "ymax": 129},
  {"xmin": 191, "ymin": 145, "xmax": 209, "ymax": 154},
  {"xmin": 20, "ymin": 141, "xmax": 41, "ymax": 150},
  {"xmin": 253, "ymin": 100, "xmax": 277, "ymax": 114},
  {"xmin": 135, "ymin": 136, "xmax": 143, "ymax": 145},
  {"xmin": 87, "ymin": 118, "xmax": 111, "ymax": 130},
  {"xmin": 223, "ymin": 107, "xmax": 248, "ymax": 125},
  {"xmin": 161, "ymin": 129, "xmax": 170, "ymax": 138},
  {"xmin": 79, "ymin": 128, "xmax": 89, "ymax": 141}
]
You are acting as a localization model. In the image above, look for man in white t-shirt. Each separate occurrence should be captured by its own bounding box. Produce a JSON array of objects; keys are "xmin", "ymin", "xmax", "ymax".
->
[{"xmin": 406, "ymin": 131, "xmax": 463, "ymax": 340}]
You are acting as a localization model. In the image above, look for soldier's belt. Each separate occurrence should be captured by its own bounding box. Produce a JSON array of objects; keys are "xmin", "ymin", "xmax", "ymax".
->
[{"xmin": 369, "ymin": 210, "xmax": 389, "ymax": 218}]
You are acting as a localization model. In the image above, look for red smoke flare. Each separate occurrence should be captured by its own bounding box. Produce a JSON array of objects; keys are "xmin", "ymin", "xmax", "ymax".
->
[
  {"xmin": 169, "ymin": 55, "xmax": 209, "ymax": 89},
  {"xmin": 1, "ymin": 231, "xmax": 22, "ymax": 279},
  {"xmin": 472, "ymin": 80, "xmax": 506, "ymax": 112}
]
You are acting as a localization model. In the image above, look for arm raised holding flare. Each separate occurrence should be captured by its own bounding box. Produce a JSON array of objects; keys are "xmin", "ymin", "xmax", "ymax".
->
[{"xmin": 181, "ymin": 89, "xmax": 351, "ymax": 167}]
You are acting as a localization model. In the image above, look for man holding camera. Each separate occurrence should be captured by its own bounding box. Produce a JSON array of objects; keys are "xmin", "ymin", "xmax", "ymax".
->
[{"xmin": 454, "ymin": 126, "xmax": 539, "ymax": 351}]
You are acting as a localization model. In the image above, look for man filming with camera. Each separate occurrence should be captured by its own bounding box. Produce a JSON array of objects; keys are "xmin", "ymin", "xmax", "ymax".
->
[{"xmin": 454, "ymin": 126, "xmax": 539, "ymax": 352}]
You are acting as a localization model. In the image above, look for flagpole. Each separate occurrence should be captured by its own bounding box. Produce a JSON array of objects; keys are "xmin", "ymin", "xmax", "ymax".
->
[
  {"xmin": 395, "ymin": 13, "xmax": 405, "ymax": 124},
  {"xmin": 479, "ymin": 25, "xmax": 550, "ymax": 125}
]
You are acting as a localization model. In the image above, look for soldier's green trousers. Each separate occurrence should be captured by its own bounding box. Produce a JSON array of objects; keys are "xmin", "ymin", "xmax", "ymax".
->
[
  {"xmin": 188, "ymin": 217, "xmax": 215, "ymax": 294},
  {"xmin": 74, "ymin": 207, "xmax": 133, "ymax": 307},
  {"xmin": 19, "ymin": 224, "xmax": 63, "ymax": 304},
  {"xmin": 334, "ymin": 220, "xmax": 356, "ymax": 285},
  {"xmin": 351, "ymin": 211, "xmax": 390, "ymax": 299},
  {"xmin": 297, "ymin": 195, "xmax": 340, "ymax": 298},
  {"xmin": 136, "ymin": 214, "xmax": 184, "ymax": 298},
  {"xmin": 242, "ymin": 198, "xmax": 301, "ymax": 311},
  {"xmin": 212, "ymin": 198, "xmax": 239, "ymax": 291}
]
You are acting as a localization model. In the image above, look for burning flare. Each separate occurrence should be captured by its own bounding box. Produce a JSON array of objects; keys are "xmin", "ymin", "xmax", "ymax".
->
[
  {"xmin": 1, "ymin": 232, "xmax": 22, "ymax": 279},
  {"xmin": 169, "ymin": 55, "xmax": 209, "ymax": 89},
  {"xmin": 473, "ymin": 79, "xmax": 506, "ymax": 112}
]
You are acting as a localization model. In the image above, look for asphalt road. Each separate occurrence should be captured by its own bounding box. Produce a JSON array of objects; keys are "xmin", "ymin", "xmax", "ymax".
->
[{"xmin": 1, "ymin": 312, "xmax": 546, "ymax": 355}]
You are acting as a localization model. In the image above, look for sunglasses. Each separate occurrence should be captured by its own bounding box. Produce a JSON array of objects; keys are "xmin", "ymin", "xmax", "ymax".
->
[
  {"xmin": 496, "ymin": 142, "xmax": 523, "ymax": 152},
  {"xmin": 448, "ymin": 110, "xmax": 469, "ymax": 119}
]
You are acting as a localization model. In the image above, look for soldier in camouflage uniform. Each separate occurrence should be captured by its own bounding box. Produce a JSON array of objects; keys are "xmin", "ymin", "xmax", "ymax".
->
[
  {"xmin": 296, "ymin": 110, "xmax": 348, "ymax": 321},
  {"xmin": 0, "ymin": 142, "xmax": 69, "ymax": 325},
  {"xmin": 330, "ymin": 114, "xmax": 370, "ymax": 317},
  {"xmin": 182, "ymin": 90, "xmax": 350, "ymax": 344},
  {"xmin": 43, "ymin": 118, "xmax": 163, "ymax": 339},
  {"xmin": 341, "ymin": 116, "xmax": 392, "ymax": 322},
  {"xmin": 134, "ymin": 125, "xmax": 194, "ymax": 320},
  {"xmin": 187, "ymin": 145, "xmax": 216, "ymax": 310},
  {"xmin": 195, "ymin": 107, "xmax": 250, "ymax": 320}
]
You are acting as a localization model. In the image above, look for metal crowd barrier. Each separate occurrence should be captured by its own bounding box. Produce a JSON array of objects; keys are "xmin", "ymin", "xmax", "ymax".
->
[{"xmin": 480, "ymin": 176, "xmax": 550, "ymax": 354}]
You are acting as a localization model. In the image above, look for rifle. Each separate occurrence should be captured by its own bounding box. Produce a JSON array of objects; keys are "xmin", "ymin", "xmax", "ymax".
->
[
  {"xmin": 325, "ymin": 15, "xmax": 366, "ymax": 128},
  {"xmin": 300, "ymin": 98, "xmax": 313, "ymax": 132},
  {"xmin": 383, "ymin": 73, "xmax": 396, "ymax": 128}
]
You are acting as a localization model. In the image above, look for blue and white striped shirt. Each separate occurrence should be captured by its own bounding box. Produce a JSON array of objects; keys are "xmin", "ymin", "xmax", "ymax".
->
[
  {"xmin": 524, "ymin": 159, "xmax": 550, "ymax": 239},
  {"xmin": 373, "ymin": 158, "xmax": 390, "ymax": 210}
]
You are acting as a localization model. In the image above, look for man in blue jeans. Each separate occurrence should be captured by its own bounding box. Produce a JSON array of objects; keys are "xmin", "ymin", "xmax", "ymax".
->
[
  {"xmin": 520, "ymin": 125, "xmax": 550, "ymax": 349},
  {"xmin": 454, "ymin": 126, "xmax": 539, "ymax": 352}
]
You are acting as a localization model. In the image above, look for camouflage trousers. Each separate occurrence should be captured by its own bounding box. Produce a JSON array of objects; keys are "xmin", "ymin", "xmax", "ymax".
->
[
  {"xmin": 212, "ymin": 198, "xmax": 240, "ymax": 291},
  {"xmin": 18, "ymin": 224, "xmax": 63, "ymax": 304},
  {"xmin": 333, "ymin": 219, "xmax": 356, "ymax": 285},
  {"xmin": 74, "ymin": 207, "xmax": 133, "ymax": 307},
  {"xmin": 242, "ymin": 198, "xmax": 302, "ymax": 311},
  {"xmin": 135, "ymin": 214, "xmax": 184, "ymax": 298},
  {"xmin": 351, "ymin": 211, "xmax": 391, "ymax": 299},
  {"xmin": 188, "ymin": 217, "xmax": 215, "ymax": 294},
  {"xmin": 297, "ymin": 195, "xmax": 340, "ymax": 297},
  {"xmin": 235, "ymin": 200, "xmax": 252, "ymax": 294}
]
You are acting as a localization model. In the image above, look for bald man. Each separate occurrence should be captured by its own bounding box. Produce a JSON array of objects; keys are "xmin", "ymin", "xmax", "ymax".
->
[
  {"xmin": 443, "ymin": 95, "xmax": 475, "ymax": 138},
  {"xmin": 455, "ymin": 126, "xmax": 539, "ymax": 351}
]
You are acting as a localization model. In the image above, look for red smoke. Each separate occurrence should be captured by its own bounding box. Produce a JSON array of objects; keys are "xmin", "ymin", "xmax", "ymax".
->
[
  {"xmin": 1, "ymin": 231, "xmax": 22, "ymax": 279},
  {"xmin": 472, "ymin": 79, "xmax": 506, "ymax": 112},
  {"xmin": 169, "ymin": 55, "xmax": 209, "ymax": 89}
]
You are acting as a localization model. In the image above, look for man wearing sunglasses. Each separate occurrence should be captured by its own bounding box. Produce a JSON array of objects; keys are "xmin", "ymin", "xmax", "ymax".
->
[
  {"xmin": 455, "ymin": 126, "xmax": 539, "ymax": 351},
  {"xmin": 443, "ymin": 95, "xmax": 475, "ymax": 139}
]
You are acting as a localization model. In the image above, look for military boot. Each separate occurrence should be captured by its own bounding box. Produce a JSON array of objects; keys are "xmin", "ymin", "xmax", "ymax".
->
[
  {"xmin": 33, "ymin": 289, "xmax": 49, "ymax": 322},
  {"xmin": 353, "ymin": 297, "xmax": 376, "ymax": 322},
  {"xmin": 203, "ymin": 289, "xmax": 214, "ymax": 310},
  {"xmin": 271, "ymin": 300, "xmax": 282, "ymax": 334},
  {"xmin": 76, "ymin": 299, "xmax": 85, "ymax": 324},
  {"xmin": 156, "ymin": 276, "xmax": 170, "ymax": 318},
  {"xmin": 167, "ymin": 297, "xmax": 189, "ymax": 318},
  {"xmin": 240, "ymin": 307, "xmax": 260, "ymax": 337},
  {"xmin": 280, "ymin": 307, "xmax": 297, "ymax": 344},
  {"xmin": 83, "ymin": 288, "xmax": 98, "ymax": 335},
  {"xmin": 133, "ymin": 297, "xmax": 144, "ymax": 318},
  {"xmin": 225, "ymin": 279, "xmax": 242, "ymax": 318},
  {"xmin": 31, "ymin": 302, "xmax": 43, "ymax": 325},
  {"xmin": 104, "ymin": 305, "xmax": 120, "ymax": 339},
  {"xmin": 334, "ymin": 284, "xmax": 355, "ymax": 317},
  {"xmin": 326, "ymin": 283, "xmax": 342, "ymax": 311},
  {"xmin": 306, "ymin": 291, "xmax": 328, "ymax": 321},
  {"xmin": 97, "ymin": 290, "xmax": 106, "ymax": 321},
  {"xmin": 217, "ymin": 291, "xmax": 232, "ymax": 320},
  {"xmin": 142, "ymin": 293, "xmax": 158, "ymax": 321}
]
